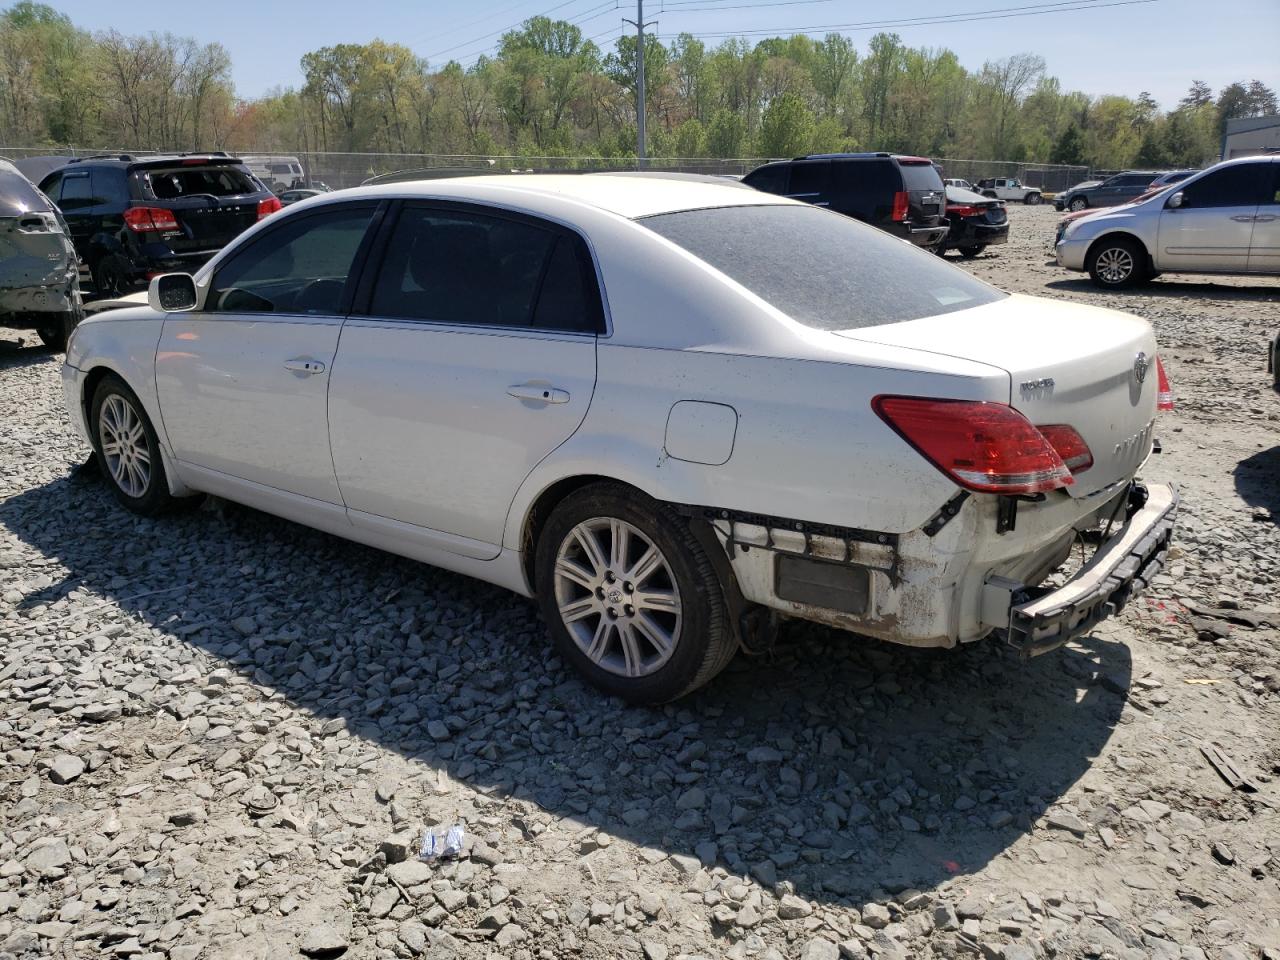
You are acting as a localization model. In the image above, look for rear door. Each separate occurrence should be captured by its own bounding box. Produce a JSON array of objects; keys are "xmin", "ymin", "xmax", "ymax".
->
[
  {"xmin": 1156, "ymin": 162, "xmax": 1264, "ymax": 272},
  {"xmin": 155, "ymin": 202, "xmax": 380, "ymax": 504},
  {"xmin": 1247, "ymin": 162, "xmax": 1280, "ymax": 274},
  {"xmin": 897, "ymin": 159, "xmax": 945, "ymax": 226},
  {"xmin": 133, "ymin": 161, "xmax": 262, "ymax": 254},
  {"xmin": 785, "ymin": 160, "xmax": 832, "ymax": 208},
  {"xmin": 55, "ymin": 169, "xmax": 101, "ymax": 249},
  {"xmin": 328, "ymin": 201, "xmax": 601, "ymax": 557}
]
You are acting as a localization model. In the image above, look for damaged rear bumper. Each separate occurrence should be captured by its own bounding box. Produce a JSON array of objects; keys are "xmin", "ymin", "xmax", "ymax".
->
[{"xmin": 984, "ymin": 482, "xmax": 1177, "ymax": 656}]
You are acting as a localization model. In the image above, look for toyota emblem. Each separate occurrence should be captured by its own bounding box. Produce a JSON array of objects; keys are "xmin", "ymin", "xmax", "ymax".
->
[{"xmin": 1133, "ymin": 351, "xmax": 1149, "ymax": 384}]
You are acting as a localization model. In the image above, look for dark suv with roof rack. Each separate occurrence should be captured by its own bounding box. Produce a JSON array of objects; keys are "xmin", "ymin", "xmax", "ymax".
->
[
  {"xmin": 39, "ymin": 153, "xmax": 281, "ymax": 298},
  {"xmin": 742, "ymin": 153, "xmax": 948, "ymax": 248}
]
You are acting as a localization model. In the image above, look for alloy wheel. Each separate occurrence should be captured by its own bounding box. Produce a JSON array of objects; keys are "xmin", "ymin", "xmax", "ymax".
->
[
  {"xmin": 98, "ymin": 394, "xmax": 151, "ymax": 498},
  {"xmin": 553, "ymin": 517, "xmax": 682, "ymax": 678},
  {"xmin": 1095, "ymin": 247, "xmax": 1134, "ymax": 284}
]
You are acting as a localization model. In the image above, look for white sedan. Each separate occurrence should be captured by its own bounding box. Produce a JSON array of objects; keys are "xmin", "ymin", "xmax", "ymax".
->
[{"xmin": 62, "ymin": 174, "xmax": 1177, "ymax": 702}]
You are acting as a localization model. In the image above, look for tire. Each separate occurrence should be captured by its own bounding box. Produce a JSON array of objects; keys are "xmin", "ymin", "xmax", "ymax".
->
[
  {"xmin": 535, "ymin": 482, "xmax": 736, "ymax": 703},
  {"xmin": 1068, "ymin": 197, "xmax": 1088, "ymax": 212},
  {"xmin": 1025, "ymin": 192, "xmax": 1041, "ymax": 205},
  {"xmin": 982, "ymin": 190, "xmax": 998, "ymax": 199},
  {"xmin": 90, "ymin": 374, "xmax": 175, "ymax": 516},
  {"xmin": 36, "ymin": 308, "xmax": 80, "ymax": 351},
  {"xmin": 958, "ymin": 245, "xmax": 986, "ymax": 258},
  {"xmin": 1087, "ymin": 236, "xmax": 1149, "ymax": 290},
  {"xmin": 92, "ymin": 254, "xmax": 133, "ymax": 299}
]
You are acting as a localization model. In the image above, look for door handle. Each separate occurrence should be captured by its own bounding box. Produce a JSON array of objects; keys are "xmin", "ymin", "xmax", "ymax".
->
[
  {"xmin": 507, "ymin": 383, "xmax": 569, "ymax": 404},
  {"xmin": 1254, "ymin": 215, "xmax": 1277, "ymax": 222},
  {"xmin": 284, "ymin": 358, "xmax": 325, "ymax": 375},
  {"xmin": 1230, "ymin": 215, "xmax": 1257, "ymax": 222}
]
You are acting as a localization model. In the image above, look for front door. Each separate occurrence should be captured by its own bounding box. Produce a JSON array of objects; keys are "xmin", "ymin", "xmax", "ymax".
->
[
  {"xmin": 328, "ymin": 202, "xmax": 602, "ymax": 557},
  {"xmin": 1156, "ymin": 162, "xmax": 1265, "ymax": 273},
  {"xmin": 1248, "ymin": 163, "xmax": 1280, "ymax": 274},
  {"xmin": 155, "ymin": 202, "xmax": 379, "ymax": 504}
]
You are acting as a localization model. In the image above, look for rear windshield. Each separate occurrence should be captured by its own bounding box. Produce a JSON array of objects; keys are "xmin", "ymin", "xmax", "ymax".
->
[
  {"xmin": 898, "ymin": 161, "xmax": 944, "ymax": 191},
  {"xmin": 145, "ymin": 166, "xmax": 259, "ymax": 200},
  {"xmin": 641, "ymin": 204, "xmax": 1004, "ymax": 330}
]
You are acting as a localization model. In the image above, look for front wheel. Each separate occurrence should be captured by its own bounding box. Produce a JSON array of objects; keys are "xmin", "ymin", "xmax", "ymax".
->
[
  {"xmin": 90, "ymin": 374, "xmax": 176, "ymax": 515},
  {"xmin": 1025, "ymin": 192, "xmax": 1041, "ymax": 205},
  {"xmin": 1087, "ymin": 237, "xmax": 1149, "ymax": 289},
  {"xmin": 1068, "ymin": 197, "xmax": 1088, "ymax": 212},
  {"xmin": 535, "ymin": 483, "xmax": 736, "ymax": 703},
  {"xmin": 958, "ymin": 245, "xmax": 986, "ymax": 258}
]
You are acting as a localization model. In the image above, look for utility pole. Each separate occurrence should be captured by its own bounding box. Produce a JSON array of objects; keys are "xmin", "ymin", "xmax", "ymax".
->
[{"xmin": 623, "ymin": 0, "xmax": 656, "ymax": 167}]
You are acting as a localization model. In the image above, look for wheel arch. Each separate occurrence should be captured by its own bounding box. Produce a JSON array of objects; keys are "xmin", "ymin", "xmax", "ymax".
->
[{"xmin": 1085, "ymin": 230, "xmax": 1152, "ymax": 270}]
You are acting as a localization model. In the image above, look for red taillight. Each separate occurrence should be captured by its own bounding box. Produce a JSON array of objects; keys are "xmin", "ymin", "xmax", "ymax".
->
[
  {"xmin": 891, "ymin": 191, "xmax": 909, "ymax": 222},
  {"xmin": 1155, "ymin": 355, "xmax": 1173, "ymax": 411},
  {"xmin": 872, "ymin": 396, "xmax": 1073, "ymax": 495},
  {"xmin": 257, "ymin": 196, "xmax": 282, "ymax": 220},
  {"xmin": 946, "ymin": 204, "xmax": 984, "ymax": 217},
  {"xmin": 1037, "ymin": 424, "xmax": 1093, "ymax": 474},
  {"xmin": 123, "ymin": 206, "xmax": 180, "ymax": 233}
]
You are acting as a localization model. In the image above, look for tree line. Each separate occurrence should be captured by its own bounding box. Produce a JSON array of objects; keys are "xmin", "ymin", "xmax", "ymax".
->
[{"xmin": 2, "ymin": 1, "xmax": 1275, "ymax": 169}]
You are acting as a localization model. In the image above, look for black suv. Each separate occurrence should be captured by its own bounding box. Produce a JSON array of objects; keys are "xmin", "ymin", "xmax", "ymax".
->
[
  {"xmin": 39, "ymin": 154, "xmax": 281, "ymax": 297},
  {"xmin": 742, "ymin": 153, "xmax": 948, "ymax": 248}
]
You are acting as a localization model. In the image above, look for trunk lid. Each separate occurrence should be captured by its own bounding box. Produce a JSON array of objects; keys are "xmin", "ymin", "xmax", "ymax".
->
[{"xmin": 836, "ymin": 294, "xmax": 1159, "ymax": 498}]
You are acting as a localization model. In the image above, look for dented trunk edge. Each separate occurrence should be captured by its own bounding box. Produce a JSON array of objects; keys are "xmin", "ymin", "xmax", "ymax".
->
[{"xmin": 0, "ymin": 212, "xmax": 80, "ymax": 320}]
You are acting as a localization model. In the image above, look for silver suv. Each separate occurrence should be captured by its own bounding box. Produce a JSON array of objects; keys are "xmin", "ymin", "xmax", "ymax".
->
[{"xmin": 1055, "ymin": 156, "xmax": 1280, "ymax": 288}]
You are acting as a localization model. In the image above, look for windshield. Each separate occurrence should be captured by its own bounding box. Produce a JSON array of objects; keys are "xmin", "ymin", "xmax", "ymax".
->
[
  {"xmin": 146, "ymin": 166, "xmax": 259, "ymax": 199},
  {"xmin": 641, "ymin": 204, "xmax": 1005, "ymax": 330}
]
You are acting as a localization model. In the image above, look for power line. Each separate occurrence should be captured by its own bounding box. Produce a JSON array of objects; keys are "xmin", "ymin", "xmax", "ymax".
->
[
  {"xmin": 659, "ymin": 0, "xmax": 834, "ymax": 9},
  {"xmin": 402, "ymin": 0, "xmax": 546, "ymax": 51},
  {"xmin": 422, "ymin": 0, "xmax": 600, "ymax": 62},
  {"xmin": 456, "ymin": 1, "xmax": 621, "ymax": 69}
]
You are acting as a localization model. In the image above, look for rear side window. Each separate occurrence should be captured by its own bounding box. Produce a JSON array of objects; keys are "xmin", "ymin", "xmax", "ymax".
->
[
  {"xmin": 743, "ymin": 164, "xmax": 789, "ymax": 195},
  {"xmin": 210, "ymin": 205, "xmax": 375, "ymax": 314},
  {"xmin": 91, "ymin": 169, "xmax": 128, "ymax": 205},
  {"xmin": 789, "ymin": 161, "xmax": 830, "ymax": 197},
  {"xmin": 643, "ymin": 204, "xmax": 1004, "ymax": 330},
  {"xmin": 1181, "ymin": 163, "xmax": 1267, "ymax": 208},
  {"xmin": 897, "ymin": 161, "xmax": 944, "ymax": 191},
  {"xmin": 145, "ymin": 166, "xmax": 259, "ymax": 200},
  {"xmin": 368, "ymin": 206, "xmax": 603, "ymax": 333}
]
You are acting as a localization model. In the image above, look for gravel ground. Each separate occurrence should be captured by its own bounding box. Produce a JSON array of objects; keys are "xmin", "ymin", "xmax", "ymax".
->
[{"xmin": 2, "ymin": 203, "xmax": 1279, "ymax": 960}]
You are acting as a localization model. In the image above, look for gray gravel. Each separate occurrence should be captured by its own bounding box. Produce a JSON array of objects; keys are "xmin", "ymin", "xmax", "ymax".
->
[{"xmin": 2, "ymin": 203, "xmax": 1279, "ymax": 959}]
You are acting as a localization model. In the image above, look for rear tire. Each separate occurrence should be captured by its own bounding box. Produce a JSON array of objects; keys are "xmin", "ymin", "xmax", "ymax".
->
[
  {"xmin": 535, "ymin": 482, "xmax": 736, "ymax": 703},
  {"xmin": 958, "ymin": 245, "xmax": 986, "ymax": 258},
  {"xmin": 1068, "ymin": 197, "xmax": 1088, "ymax": 212},
  {"xmin": 36, "ymin": 308, "xmax": 80, "ymax": 351},
  {"xmin": 982, "ymin": 190, "xmax": 998, "ymax": 199},
  {"xmin": 90, "ymin": 374, "xmax": 175, "ymax": 516},
  {"xmin": 1025, "ymin": 192, "xmax": 1041, "ymax": 205},
  {"xmin": 1087, "ymin": 236, "xmax": 1149, "ymax": 289},
  {"xmin": 92, "ymin": 254, "xmax": 132, "ymax": 299}
]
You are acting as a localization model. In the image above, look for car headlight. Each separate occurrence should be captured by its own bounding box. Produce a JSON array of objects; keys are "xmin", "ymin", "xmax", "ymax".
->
[{"xmin": 1061, "ymin": 218, "xmax": 1085, "ymax": 241}]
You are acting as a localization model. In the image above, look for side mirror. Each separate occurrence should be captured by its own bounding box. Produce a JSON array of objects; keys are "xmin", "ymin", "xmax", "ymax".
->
[
  {"xmin": 149, "ymin": 273, "xmax": 198, "ymax": 312},
  {"xmin": 1167, "ymin": 191, "xmax": 1185, "ymax": 210}
]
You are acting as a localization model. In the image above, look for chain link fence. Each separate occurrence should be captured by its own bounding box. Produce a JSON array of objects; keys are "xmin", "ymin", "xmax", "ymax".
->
[{"xmin": 1, "ymin": 145, "xmax": 1092, "ymax": 194}]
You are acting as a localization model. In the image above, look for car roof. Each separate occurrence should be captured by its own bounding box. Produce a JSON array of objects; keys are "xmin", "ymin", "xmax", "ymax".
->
[{"xmin": 332, "ymin": 172, "xmax": 794, "ymax": 220}]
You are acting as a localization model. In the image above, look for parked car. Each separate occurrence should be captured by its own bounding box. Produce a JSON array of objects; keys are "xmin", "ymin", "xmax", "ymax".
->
[
  {"xmin": 943, "ymin": 178, "xmax": 975, "ymax": 191},
  {"xmin": 1056, "ymin": 155, "xmax": 1280, "ymax": 288},
  {"xmin": 940, "ymin": 185, "xmax": 1009, "ymax": 257},
  {"xmin": 974, "ymin": 177, "xmax": 1043, "ymax": 204},
  {"xmin": 1053, "ymin": 171, "xmax": 1161, "ymax": 212},
  {"xmin": 63, "ymin": 174, "xmax": 1177, "ymax": 702},
  {"xmin": 1053, "ymin": 172, "xmax": 1197, "ymax": 245},
  {"xmin": 743, "ymin": 153, "xmax": 948, "ymax": 248},
  {"xmin": 279, "ymin": 188, "xmax": 325, "ymax": 206},
  {"xmin": 239, "ymin": 155, "xmax": 309, "ymax": 194},
  {"xmin": 39, "ymin": 154, "xmax": 282, "ymax": 298},
  {"xmin": 0, "ymin": 158, "xmax": 82, "ymax": 349}
]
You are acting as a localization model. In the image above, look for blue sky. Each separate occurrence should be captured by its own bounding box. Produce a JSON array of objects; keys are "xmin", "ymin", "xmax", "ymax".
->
[{"xmin": 41, "ymin": 0, "xmax": 1280, "ymax": 109}]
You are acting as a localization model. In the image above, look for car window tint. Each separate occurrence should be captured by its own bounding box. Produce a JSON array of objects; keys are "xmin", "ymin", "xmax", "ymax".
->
[
  {"xmin": 209, "ymin": 206, "xmax": 375, "ymax": 315},
  {"xmin": 1262, "ymin": 164, "xmax": 1280, "ymax": 205},
  {"xmin": 59, "ymin": 173, "xmax": 94, "ymax": 210},
  {"xmin": 789, "ymin": 161, "xmax": 830, "ymax": 197},
  {"xmin": 147, "ymin": 166, "xmax": 258, "ymax": 199},
  {"xmin": 370, "ymin": 207, "xmax": 556, "ymax": 328},
  {"xmin": 531, "ymin": 235, "xmax": 604, "ymax": 333},
  {"xmin": 92, "ymin": 169, "xmax": 128, "ymax": 204},
  {"xmin": 39, "ymin": 172, "xmax": 62, "ymax": 199},
  {"xmin": 643, "ymin": 204, "xmax": 1004, "ymax": 330},
  {"xmin": 898, "ymin": 162, "xmax": 944, "ymax": 191},
  {"xmin": 743, "ymin": 164, "xmax": 788, "ymax": 194},
  {"xmin": 1181, "ymin": 164, "xmax": 1265, "ymax": 208}
]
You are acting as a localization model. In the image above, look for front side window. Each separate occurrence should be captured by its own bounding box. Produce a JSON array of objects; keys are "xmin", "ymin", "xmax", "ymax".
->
[
  {"xmin": 1179, "ymin": 163, "xmax": 1266, "ymax": 208},
  {"xmin": 367, "ymin": 206, "xmax": 603, "ymax": 333},
  {"xmin": 643, "ymin": 204, "xmax": 1004, "ymax": 330},
  {"xmin": 59, "ymin": 173, "xmax": 95, "ymax": 211},
  {"xmin": 209, "ymin": 205, "xmax": 375, "ymax": 315}
]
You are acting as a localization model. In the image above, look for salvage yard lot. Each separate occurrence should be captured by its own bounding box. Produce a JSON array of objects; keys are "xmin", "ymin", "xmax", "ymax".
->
[{"xmin": 1, "ymin": 203, "xmax": 1278, "ymax": 960}]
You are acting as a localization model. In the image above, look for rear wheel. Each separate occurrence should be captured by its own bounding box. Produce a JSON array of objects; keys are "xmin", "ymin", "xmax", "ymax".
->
[
  {"xmin": 982, "ymin": 190, "xmax": 998, "ymax": 199},
  {"xmin": 92, "ymin": 254, "xmax": 132, "ymax": 299},
  {"xmin": 1068, "ymin": 197, "xmax": 1088, "ymax": 212},
  {"xmin": 1025, "ymin": 192, "xmax": 1042, "ymax": 205},
  {"xmin": 90, "ymin": 374, "xmax": 175, "ymax": 516},
  {"xmin": 1087, "ymin": 236, "xmax": 1149, "ymax": 289},
  {"xmin": 958, "ymin": 245, "xmax": 986, "ymax": 258},
  {"xmin": 535, "ymin": 483, "xmax": 735, "ymax": 703},
  {"xmin": 36, "ymin": 308, "xmax": 80, "ymax": 351}
]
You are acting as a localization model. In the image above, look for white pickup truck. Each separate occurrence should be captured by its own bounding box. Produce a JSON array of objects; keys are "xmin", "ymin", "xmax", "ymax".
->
[{"xmin": 976, "ymin": 178, "xmax": 1043, "ymax": 205}]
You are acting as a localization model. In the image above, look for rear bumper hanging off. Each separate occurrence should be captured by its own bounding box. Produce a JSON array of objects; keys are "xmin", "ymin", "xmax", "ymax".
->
[{"xmin": 984, "ymin": 482, "xmax": 1178, "ymax": 656}]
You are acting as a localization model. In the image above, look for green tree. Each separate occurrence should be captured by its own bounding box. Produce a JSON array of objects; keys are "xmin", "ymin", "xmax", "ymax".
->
[
  {"xmin": 706, "ymin": 107, "xmax": 745, "ymax": 157},
  {"xmin": 757, "ymin": 92, "xmax": 813, "ymax": 158},
  {"xmin": 1049, "ymin": 123, "xmax": 1085, "ymax": 165}
]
